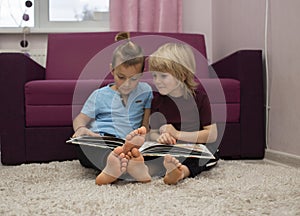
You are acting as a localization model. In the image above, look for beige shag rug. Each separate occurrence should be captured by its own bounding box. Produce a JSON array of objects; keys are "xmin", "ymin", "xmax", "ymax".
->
[{"xmin": 0, "ymin": 159, "xmax": 299, "ymax": 216}]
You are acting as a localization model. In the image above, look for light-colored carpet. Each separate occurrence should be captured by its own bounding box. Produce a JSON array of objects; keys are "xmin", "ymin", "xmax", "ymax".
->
[{"xmin": 0, "ymin": 159, "xmax": 299, "ymax": 216}]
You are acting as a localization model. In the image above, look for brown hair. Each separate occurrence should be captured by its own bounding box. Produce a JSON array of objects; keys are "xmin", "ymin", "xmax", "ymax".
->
[{"xmin": 112, "ymin": 32, "xmax": 145, "ymax": 72}]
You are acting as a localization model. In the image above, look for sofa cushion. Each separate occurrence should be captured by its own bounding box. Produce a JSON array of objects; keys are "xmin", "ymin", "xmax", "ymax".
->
[
  {"xmin": 25, "ymin": 79, "xmax": 113, "ymax": 126},
  {"xmin": 198, "ymin": 78, "xmax": 240, "ymax": 123},
  {"xmin": 25, "ymin": 78, "xmax": 240, "ymax": 127},
  {"xmin": 198, "ymin": 78, "xmax": 240, "ymax": 103}
]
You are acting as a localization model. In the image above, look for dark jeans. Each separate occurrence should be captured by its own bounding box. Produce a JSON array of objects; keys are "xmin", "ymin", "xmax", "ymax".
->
[
  {"xmin": 182, "ymin": 150, "xmax": 220, "ymax": 177},
  {"xmin": 144, "ymin": 150, "xmax": 220, "ymax": 178},
  {"xmin": 76, "ymin": 145, "xmax": 111, "ymax": 171},
  {"xmin": 76, "ymin": 145, "xmax": 139, "ymax": 181},
  {"xmin": 77, "ymin": 144, "xmax": 219, "ymax": 178},
  {"xmin": 76, "ymin": 133, "xmax": 119, "ymax": 171}
]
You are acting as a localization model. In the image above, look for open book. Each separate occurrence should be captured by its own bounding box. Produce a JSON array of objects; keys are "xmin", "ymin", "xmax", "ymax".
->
[{"xmin": 66, "ymin": 136, "xmax": 215, "ymax": 159}]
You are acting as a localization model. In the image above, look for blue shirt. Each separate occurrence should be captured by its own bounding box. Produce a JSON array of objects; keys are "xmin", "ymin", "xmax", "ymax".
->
[{"xmin": 81, "ymin": 82, "xmax": 153, "ymax": 138}]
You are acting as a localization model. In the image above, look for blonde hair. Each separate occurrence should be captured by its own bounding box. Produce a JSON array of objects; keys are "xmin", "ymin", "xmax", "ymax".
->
[
  {"xmin": 112, "ymin": 32, "xmax": 144, "ymax": 71},
  {"xmin": 149, "ymin": 43, "xmax": 198, "ymax": 99}
]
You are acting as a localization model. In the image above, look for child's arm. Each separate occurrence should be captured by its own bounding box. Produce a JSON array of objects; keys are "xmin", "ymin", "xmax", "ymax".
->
[
  {"xmin": 141, "ymin": 108, "xmax": 151, "ymax": 132},
  {"xmin": 159, "ymin": 123, "xmax": 218, "ymax": 144},
  {"xmin": 72, "ymin": 113, "xmax": 100, "ymax": 138}
]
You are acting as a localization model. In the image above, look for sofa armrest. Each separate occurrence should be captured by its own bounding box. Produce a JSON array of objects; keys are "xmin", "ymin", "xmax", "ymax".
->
[
  {"xmin": 0, "ymin": 53, "xmax": 45, "ymax": 164},
  {"xmin": 210, "ymin": 50, "xmax": 261, "ymax": 80},
  {"xmin": 211, "ymin": 50, "xmax": 265, "ymax": 158}
]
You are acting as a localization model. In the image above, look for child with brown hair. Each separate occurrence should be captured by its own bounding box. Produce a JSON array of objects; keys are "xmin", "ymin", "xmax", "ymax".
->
[{"xmin": 72, "ymin": 32, "xmax": 152, "ymax": 185}]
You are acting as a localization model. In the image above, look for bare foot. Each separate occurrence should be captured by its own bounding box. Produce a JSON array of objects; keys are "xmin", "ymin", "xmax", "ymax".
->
[
  {"xmin": 163, "ymin": 155, "xmax": 184, "ymax": 185},
  {"xmin": 95, "ymin": 146, "xmax": 128, "ymax": 185},
  {"xmin": 122, "ymin": 126, "xmax": 147, "ymax": 154},
  {"xmin": 126, "ymin": 148, "xmax": 151, "ymax": 183}
]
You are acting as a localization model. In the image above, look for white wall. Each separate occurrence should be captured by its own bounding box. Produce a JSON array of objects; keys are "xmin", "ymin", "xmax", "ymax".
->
[
  {"xmin": 211, "ymin": 0, "xmax": 300, "ymax": 156},
  {"xmin": 0, "ymin": 34, "xmax": 47, "ymax": 51},
  {"xmin": 267, "ymin": 0, "xmax": 300, "ymax": 156},
  {"xmin": 182, "ymin": 0, "xmax": 212, "ymax": 62},
  {"xmin": 211, "ymin": 0, "xmax": 265, "ymax": 61}
]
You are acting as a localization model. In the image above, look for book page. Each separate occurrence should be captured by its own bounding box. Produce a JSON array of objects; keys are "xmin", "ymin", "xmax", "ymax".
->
[
  {"xmin": 139, "ymin": 142, "xmax": 215, "ymax": 159},
  {"xmin": 66, "ymin": 136, "xmax": 125, "ymax": 149}
]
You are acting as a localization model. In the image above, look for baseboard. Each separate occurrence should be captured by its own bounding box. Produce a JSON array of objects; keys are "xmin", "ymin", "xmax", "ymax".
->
[{"xmin": 265, "ymin": 149, "xmax": 300, "ymax": 168}]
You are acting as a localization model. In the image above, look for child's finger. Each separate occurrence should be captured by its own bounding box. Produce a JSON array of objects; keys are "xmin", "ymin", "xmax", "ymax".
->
[{"xmin": 170, "ymin": 136, "xmax": 177, "ymax": 144}]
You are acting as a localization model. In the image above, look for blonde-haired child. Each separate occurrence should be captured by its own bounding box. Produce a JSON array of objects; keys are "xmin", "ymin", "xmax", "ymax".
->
[{"xmin": 149, "ymin": 43, "xmax": 219, "ymax": 184}]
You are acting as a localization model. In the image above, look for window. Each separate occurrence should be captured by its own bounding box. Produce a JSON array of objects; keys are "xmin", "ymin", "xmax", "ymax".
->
[
  {"xmin": 49, "ymin": 0, "xmax": 109, "ymax": 21},
  {"xmin": 0, "ymin": 0, "xmax": 110, "ymax": 33},
  {"xmin": 0, "ymin": 0, "xmax": 34, "ymax": 27}
]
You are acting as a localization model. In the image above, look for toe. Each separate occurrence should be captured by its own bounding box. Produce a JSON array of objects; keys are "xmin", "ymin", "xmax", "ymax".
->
[
  {"xmin": 125, "ymin": 133, "xmax": 133, "ymax": 141},
  {"xmin": 113, "ymin": 146, "xmax": 123, "ymax": 155},
  {"xmin": 126, "ymin": 129, "xmax": 138, "ymax": 140},
  {"xmin": 138, "ymin": 126, "xmax": 147, "ymax": 135},
  {"xmin": 173, "ymin": 157, "xmax": 179, "ymax": 164},
  {"xmin": 131, "ymin": 148, "xmax": 140, "ymax": 158}
]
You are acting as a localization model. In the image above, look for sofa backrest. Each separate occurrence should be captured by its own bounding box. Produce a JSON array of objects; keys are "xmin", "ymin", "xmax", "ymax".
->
[{"xmin": 46, "ymin": 32, "xmax": 208, "ymax": 80}]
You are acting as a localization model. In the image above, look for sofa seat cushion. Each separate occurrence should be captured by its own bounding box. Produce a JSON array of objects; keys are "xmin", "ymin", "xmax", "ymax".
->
[
  {"xmin": 25, "ymin": 80, "xmax": 112, "ymax": 126},
  {"xmin": 197, "ymin": 78, "xmax": 240, "ymax": 103},
  {"xmin": 197, "ymin": 78, "xmax": 240, "ymax": 123},
  {"xmin": 25, "ymin": 78, "xmax": 240, "ymax": 127}
]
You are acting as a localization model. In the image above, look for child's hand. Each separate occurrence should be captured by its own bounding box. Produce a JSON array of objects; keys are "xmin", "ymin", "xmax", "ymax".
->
[
  {"xmin": 72, "ymin": 127, "xmax": 100, "ymax": 138},
  {"xmin": 159, "ymin": 124, "xmax": 180, "ymax": 140},
  {"xmin": 156, "ymin": 132, "xmax": 177, "ymax": 145}
]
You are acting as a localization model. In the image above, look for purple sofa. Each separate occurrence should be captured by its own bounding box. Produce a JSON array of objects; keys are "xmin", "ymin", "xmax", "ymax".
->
[{"xmin": 0, "ymin": 32, "xmax": 265, "ymax": 165}]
